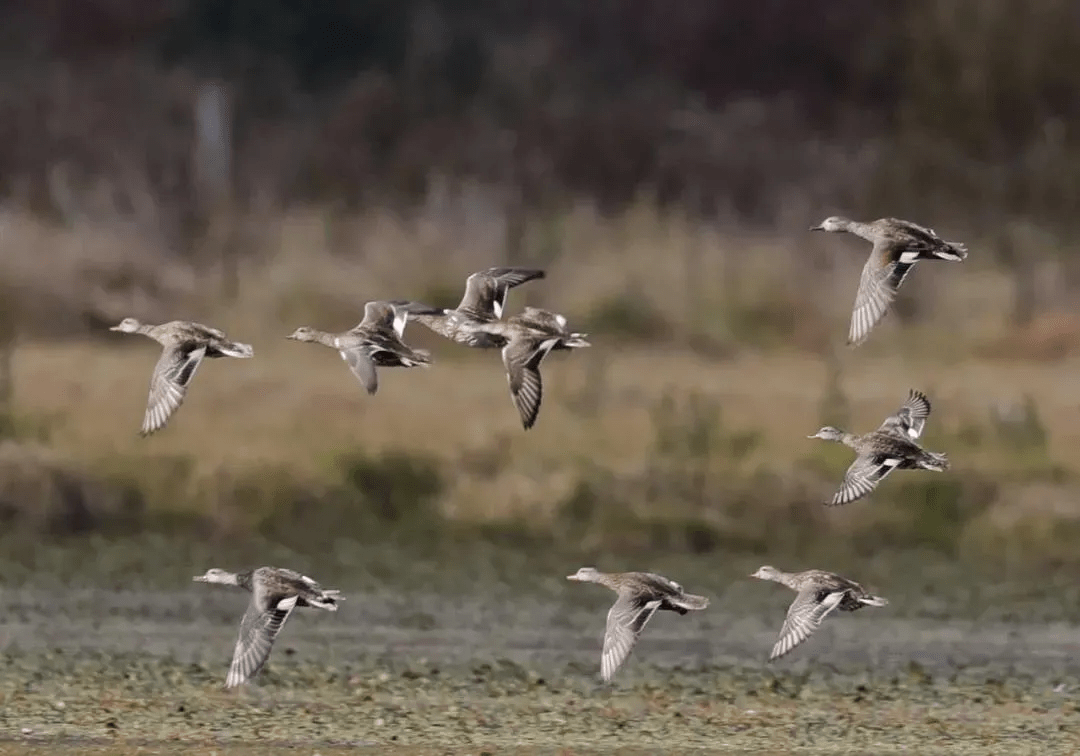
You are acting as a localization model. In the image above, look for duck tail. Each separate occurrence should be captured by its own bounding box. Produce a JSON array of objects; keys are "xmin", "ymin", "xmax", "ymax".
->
[
  {"xmin": 308, "ymin": 589, "xmax": 342, "ymax": 611},
  {"xmin": 858, "ymin": 594, "xmax": 888, "ymax": 608},
  {"xmin": 403, "ymin": 348, "xmax": 433, "ymax": 367},
  {"xmin": 561, "ymin": 333, "xmax": 591, "ymax": 349},
  {"xmin": 670, "ymin": 592, "xmax": 709, "ymax": 612},
  {"xmin": 219, "ymin": 341, "xmax": 255, "ymax": 358},
  {"xmin": 921, "ymin": 451, "xmax": 950, "ymax": 471},
  {"xmin": 933, "ymin": 241, "xmax": 967, "ymax": 262}
]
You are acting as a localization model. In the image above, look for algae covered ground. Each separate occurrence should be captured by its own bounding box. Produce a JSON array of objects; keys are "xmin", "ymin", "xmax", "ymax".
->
[{"xmin": 1, "ymin": 542, "xmax": 1079, "ymax": 755}]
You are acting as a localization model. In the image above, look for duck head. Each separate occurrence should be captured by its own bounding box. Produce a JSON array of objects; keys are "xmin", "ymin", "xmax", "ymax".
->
[
  {"xmin": 750, "ymin": 565, "xmax": 782, "ymax": 581},
  {"xmin": 285, "ymin": 326, "xmax": 319, "ymax": 342},
  {"xmin": 567, "ymin": 566, "xmax": 601, "ymax": 582},
  {"xmin": 807, "ymin": 426, "xmax": 846, "ymax": 441},
  {"xmin": 810, "ymin": 216, "xmax": 851, "ymax": 233},
  {"xmin": 192, "ymin": 568, "xmax": 239, "ymax": 585},
  {"xmin": 109, "ymin": 317, "xmax": 143, "ymax": 333}
]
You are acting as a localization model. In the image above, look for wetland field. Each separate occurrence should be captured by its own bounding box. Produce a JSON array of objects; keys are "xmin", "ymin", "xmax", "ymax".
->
[
  {"xmin": 3, "ymin": 340, "xmax": 1080, "ymax": 755},
  {"xmin": 1, "ymin": 541, "xmax": 1079, "ymax": 755}
]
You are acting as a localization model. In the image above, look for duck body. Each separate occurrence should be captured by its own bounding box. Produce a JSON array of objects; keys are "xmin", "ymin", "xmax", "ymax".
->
[
  {"xmin": 751, "ymin": 565, "xmax": 887, "ymax": 661},
  {"xmin": 496, "ymin": 307, "xmax": 590, "ymax": 429},
  {"xmin": 407, "ymin": 267, "xmax": 546, "ymax": 348},
  {"xmin": 193, "ymin": 566, "xmax": 342, "ymax": 688},
  {"xmin": 407, "ymin": 267, "xmax": 589, "ymax": 430},
  {"xmin": 811, "ymin": 216, "xmax": 967, "ymax": 346},
  {"xmin": 567, "ymin": 567, "xmax": 708, "ymax": 682},
  {"xmin": 287, "ymin": 300, "xmax": 440, "ymax": 395},
  {"xmin": 109, "ymin": 317, "xmax": 253, "ymax": 436},
  {"xmin": 809, "ymin": 389, "xmax": 949, "ymax": 506}
]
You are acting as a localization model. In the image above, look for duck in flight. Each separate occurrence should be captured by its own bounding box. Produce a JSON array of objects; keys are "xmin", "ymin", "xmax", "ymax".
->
[
  {"xmin": 751, "ymin": 565, "xmax": 887, "ymax": 661},
  {"xmin": 567, "ymin": 567, "xmax": 708, "ymax": 682},
  {"xmin": 811, "ymin": 216, "xmax": 967, "ymax": 347},
  {"xmin": 808, "ymin": 389, "xmax": 949, "ymax": 506},
  {"xmin": 406, "ymin": 268, "xmax": 589, "ymax": 429},
  {"xmin": 287, "ymin": 300, "xmax": 441, "ymax": 395},
  {"xmin": 109, "ymin": 318, "xmax": 254, "ymax": 436},
  {"xmin": 193, "ymin": 566, "xmax": 342, "ymax": 688}
]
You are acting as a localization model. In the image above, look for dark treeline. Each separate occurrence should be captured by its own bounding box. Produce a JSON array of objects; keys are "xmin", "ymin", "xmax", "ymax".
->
[{"xmin": 3, "ymin": 0, "xmax": 1080, "ymax": 228}]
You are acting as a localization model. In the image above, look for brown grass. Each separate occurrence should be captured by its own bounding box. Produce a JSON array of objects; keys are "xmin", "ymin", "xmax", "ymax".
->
[{"xmin": 3, "ymin": 204, "xmax": 1080, "ymax": 567}]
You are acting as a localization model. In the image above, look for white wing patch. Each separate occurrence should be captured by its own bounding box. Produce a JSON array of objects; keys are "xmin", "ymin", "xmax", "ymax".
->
[{"xmin": 276, "ymin": 595, "xmax": 300, "ymax": 612}]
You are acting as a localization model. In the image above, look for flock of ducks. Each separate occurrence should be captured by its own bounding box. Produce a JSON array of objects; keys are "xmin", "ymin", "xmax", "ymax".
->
[
  {"xmin": 192, "ymin": 561, "xmax": 888, "ymax": 686},
  {"xmin": 135, "ymin": 215, "xmax": 963, "ymax": 685},
  {"xmin": 112, "ymin": 267, "xmax": 589, "ymax": 434}
]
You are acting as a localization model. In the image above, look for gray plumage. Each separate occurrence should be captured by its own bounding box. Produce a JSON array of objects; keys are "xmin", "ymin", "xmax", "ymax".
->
[
  {"xmin": 193, "ymin": 567, "xmax": 342, "ymax": 688},
  {"xmin": 811, "ymin": 216, "xmax": 968, "ymax": 347},
  {"xmin": 809, "ymin": 389, "xmax": 949, "ymax": 506},
  {"xmin": 286, "ymin": 300, "xmax": 441, "ymax": 395},
  {"xmin": 408, "ymin": 267, "xmax": 547, "ymax": 347},
  {"xmin": 751, "ymin": 565, "xmax": 887, "ymax": 661},
  {"xmin": 567, "ymin": 567, "xmax": 709, "ymax": 682},
  {"xmin": 405, "ymin": 266, "xmax": 587, "ymax": 429},
  {"xmin": 499, "ymin": 307, "xmax": 590, "ymax": 430},
  {"xmin": 109, "ymin": 317, "xmax": 254, "ymax": 436}
]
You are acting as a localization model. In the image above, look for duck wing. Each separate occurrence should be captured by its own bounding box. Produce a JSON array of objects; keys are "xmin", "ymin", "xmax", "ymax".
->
[
  {"xmin": 140, "ymin": 343, "xmax": 207, "ymax": 436},
  {"xmin": 457, "ymin": 268, "xmax": 545, "ymax": 321},
  {"xmin": 225, "ymin": 594, "xmax": 298, "ymax": 687},
  {"xmin": 828, "ymin": 451, "xmax": 903, "ymax": 506},
  {"xmin": 356, "ymin": 301, "xmax": 398, "ymax": 334},
  {"xmin": 339, "ymin": 344, "xmax": 380, "ymax": 395},
  {"xmin": 601, "ymin": 593, "xmax": 662, "ymax": 682},
  {"xmin": 770, "ymin": 588, "xmax": 846, "ymax": 661},
  {"xmin": 501, "ymin": 334, "xmax": 560, "ymax": 430},
  {"xmin": 848, "ymin": 243, "xmax": 916, "ymax": 347},
  {"xmin": 877, "ymin": 389, "xmax": 932, "ymax": 440}
]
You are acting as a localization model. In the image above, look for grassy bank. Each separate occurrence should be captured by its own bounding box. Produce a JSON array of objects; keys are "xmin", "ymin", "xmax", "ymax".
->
[{"xmin": 3, "ymin": 331, "xmax": 1079, "ymax": 572}]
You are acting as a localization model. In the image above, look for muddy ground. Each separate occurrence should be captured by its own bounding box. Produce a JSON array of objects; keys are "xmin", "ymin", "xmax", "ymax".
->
[{"xmin": 1, "ymin": 543, "xmax": 1079, "ymax": 754}]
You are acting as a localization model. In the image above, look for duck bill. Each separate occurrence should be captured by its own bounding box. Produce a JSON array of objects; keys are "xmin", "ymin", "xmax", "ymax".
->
[
  {"xmin": 192, "ymin": 575, "xmax": 209, "ymax": 582},
  {"xmin": 566, "ymin": 574, "xmax": 582, "ymax": 581},
  {"xmin": 809, "ymin": 225, "xmax": 824, "ymax": 231}
]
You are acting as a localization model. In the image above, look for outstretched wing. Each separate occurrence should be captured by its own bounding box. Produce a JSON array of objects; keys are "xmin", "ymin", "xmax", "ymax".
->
[
  {"xmin": 339, "ymin": 346, "xmax": 379, "ymax": 395},
  {"xmin": 358, "ymin": 300, "xmax": 444, "ymax": 338},
  {"xmin": 877, "ymin": 389, "xmax": 932, "ymax": 440},
  {"xmin": 225, "ymin": 595, "xmax": 298, "ymax": 687},
  {"xmin": 601, "ymin": 594, "xmax": 662, "ymax": 682},
  {"xmin": 457, "ymin": 268, "xmax": 545, "ymax": 321},
  {"xmin": 356, "ymin": 301, "xmax": 397, "ymax": 334},
  {"xmin": 828, "ymin": 452, "xmax": 902, "ymax": 506},
  {"xmin": 501, "ymin": 335, "xmax": 559, "ymax": 430},
  {"xmin": 770, "ymin": 589, "xmax": 846, "ymax": 661},
  {"xmin": 141, "ymin": 343, "xmax": 207, "ymax": 436},
  {"xmin": 848, "ymin": 245, "xmax": 916, "ymax": 347}
]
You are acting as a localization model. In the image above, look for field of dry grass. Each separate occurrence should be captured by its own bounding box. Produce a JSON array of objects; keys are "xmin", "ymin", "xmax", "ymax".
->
[{"xmin": 3, "ymin": 203, "xmax": 1080, "ymax": 567}]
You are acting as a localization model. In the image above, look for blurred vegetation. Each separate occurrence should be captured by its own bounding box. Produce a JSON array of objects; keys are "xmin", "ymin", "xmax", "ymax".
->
[
  {"xmin": 2, "ymin": 1, "xmax": 1080, "ymax": 229},
  {"xmin": 1, "ymin": 0, "xmax": 1080, "ymax": 573},
  {"xmin": 0, "ymin": 355, "xmax": 1076, "ymax": 575}
]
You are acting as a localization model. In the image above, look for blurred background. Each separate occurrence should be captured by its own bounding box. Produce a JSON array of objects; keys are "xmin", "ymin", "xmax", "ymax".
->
[{"xmin": 2, "ymin": 0, "xmax": 1080, "ymax": 581}]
